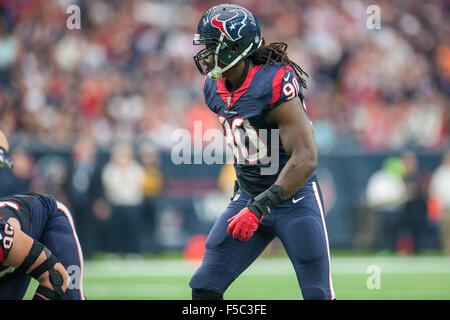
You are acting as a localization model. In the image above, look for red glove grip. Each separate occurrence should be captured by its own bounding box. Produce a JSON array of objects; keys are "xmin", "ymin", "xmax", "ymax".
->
[{"xmin": 227, "ymin": 207, "xmax": 263, "ymax": 241}]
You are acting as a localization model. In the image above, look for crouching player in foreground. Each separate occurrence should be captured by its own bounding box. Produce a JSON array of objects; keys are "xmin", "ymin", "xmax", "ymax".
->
[
  {"xmin": 189, "ymin": 4, "xmax": 335, "ymax": 300},
  {"xmin": 0, "ymin": 131, "xmax": 85, "ymax": 300}
]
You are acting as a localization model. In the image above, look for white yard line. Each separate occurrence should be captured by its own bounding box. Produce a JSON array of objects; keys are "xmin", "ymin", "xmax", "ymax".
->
[
  {"xmin": 82, "ymin": 256, "xmax": 450, "ymax": 278},
  {"xmin": 85, "ymin": 284, "xmax": 188, "ymax": 298}
]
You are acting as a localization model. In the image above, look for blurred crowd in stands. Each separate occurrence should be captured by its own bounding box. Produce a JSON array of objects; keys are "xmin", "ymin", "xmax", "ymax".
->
[
  {"xmin": 0, "ymin": 0, "xmax": 449, "ymax": 256},
  {"xmin": 0, "ymin": 0, "xmax": 448, "ymax": 152}
]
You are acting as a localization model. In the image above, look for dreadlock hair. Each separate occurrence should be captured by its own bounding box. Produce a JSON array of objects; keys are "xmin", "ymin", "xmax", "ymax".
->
[{"xmin": 248, "ymin": 38, "xmax": 308, "ymax": 89}]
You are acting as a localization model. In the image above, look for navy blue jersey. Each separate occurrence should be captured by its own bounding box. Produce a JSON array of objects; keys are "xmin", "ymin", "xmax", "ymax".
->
[
  {"xmin": 0, "ymin": 193, "xmax": 34, "ymax": 236},
  {"xmin": 203, "ymin": 62, "xmax": 315, "ymax": 197},
  {"xmin": 0, "ymin": 193, "xmax": 85, "ymax": 299},
  {"xmin": 0, "ymin": 193, "xmax": 49, "ymax": 272}
]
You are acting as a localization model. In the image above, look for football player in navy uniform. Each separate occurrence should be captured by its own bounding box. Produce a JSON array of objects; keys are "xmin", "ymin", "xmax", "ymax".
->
[
  {"xmin": 0, "ymin": 131, "xmax": 85, "ymax": 300},
  {"xmin": 189, "ymin": 4, "xmax": 335, "ymax": 300}
]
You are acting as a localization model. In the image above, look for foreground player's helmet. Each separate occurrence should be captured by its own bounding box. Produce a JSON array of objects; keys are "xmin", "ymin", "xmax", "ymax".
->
[{"xmin": 193, "ymin": 4, "xmax": 262, "ymax": 80}]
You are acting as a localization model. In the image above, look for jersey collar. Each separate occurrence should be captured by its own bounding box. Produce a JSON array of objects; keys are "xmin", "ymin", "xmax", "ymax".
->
[{"xmin": 216, "ymin": 64, "xmax": 262, "ymax": 108}]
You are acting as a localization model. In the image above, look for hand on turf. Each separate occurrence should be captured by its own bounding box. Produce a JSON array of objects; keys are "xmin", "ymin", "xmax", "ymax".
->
[
  {"xmin": 0, "ymin": 147, "xmax": 13, "ymax": 169},
  {"xmin": 227, "ymin": 207, "xmax": 263, "ymax": 241}
]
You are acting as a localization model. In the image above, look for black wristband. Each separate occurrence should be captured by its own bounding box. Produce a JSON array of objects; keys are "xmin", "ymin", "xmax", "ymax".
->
[{"xmin": 249, "ymin": 185, "xmax": 284, "ymax": 219}]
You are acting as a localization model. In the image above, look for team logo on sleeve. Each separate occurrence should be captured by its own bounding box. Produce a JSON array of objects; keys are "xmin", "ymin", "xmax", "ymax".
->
[{"xmin": 211, "ymin": 9, "xmax": 248, "ymax": 41}]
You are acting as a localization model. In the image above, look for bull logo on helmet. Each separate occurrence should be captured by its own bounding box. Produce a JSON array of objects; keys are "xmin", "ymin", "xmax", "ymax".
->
[{"xmin": 211, "ymin": 9, "xmax": 248, "ymax": 41}]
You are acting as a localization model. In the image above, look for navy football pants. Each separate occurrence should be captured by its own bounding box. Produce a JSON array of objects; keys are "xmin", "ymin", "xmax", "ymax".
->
[
  {"xmin": 189, "ymin": 180, "xmax": 335, "ymax": 300},
  {"xmin": 0, "ymin": 195, "xmax": 85, "ymax": 300}
]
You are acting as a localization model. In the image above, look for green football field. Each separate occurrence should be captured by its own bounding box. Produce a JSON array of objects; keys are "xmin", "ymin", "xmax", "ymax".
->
[{"xmin": 23, "ymin": 254, "xmax": 450, "ymax": 300}]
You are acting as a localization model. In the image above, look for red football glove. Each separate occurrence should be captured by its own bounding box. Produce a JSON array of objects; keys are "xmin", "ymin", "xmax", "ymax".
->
[{"xmin": 227, "ymin": 207, "xmax": 264, "ymax": 241}]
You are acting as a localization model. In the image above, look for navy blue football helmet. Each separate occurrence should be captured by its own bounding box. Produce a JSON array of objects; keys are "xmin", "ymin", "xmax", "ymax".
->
[{"xmin": 193, "ymin": 4, "xmax": 262, "ymax": 80}]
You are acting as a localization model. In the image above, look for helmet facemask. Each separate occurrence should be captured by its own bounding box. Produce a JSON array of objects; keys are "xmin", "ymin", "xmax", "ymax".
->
[
  {"xmin": 194, "ymin": 33, "xmax": 261, "ymax": 81},
  {"xmin": 193, "ymin": 34, "xmax": 218, "ymax": 75}
]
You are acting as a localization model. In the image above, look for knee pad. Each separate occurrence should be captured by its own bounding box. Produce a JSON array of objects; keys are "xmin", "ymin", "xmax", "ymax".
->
[
  {"xmin": 192, "ymin": 288, "xmax": 223, "ymax": 300},
  {"xmin": 17, "ymin": 240, "xmax": 66, "ymax": 300}
]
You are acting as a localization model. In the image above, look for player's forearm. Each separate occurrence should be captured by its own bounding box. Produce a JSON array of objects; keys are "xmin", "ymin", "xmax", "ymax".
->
[
  {"xmin": 2, "ymin": 217, "xmax": 69, "ymax": 299},
  {"xmin": 274, "ymin": 150, "xmax": 317, "ymax": 200}
]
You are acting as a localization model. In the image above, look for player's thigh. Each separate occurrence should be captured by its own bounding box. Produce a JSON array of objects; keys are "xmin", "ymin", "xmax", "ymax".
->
[
  {"xmin": 39, "ymin": 202, "xmax": 85, "ymax": 300},
  {"xmin": 190, "ymin": 194, "xmax": 274, "ymax": 293},
  {"xmin": 276, "ymin": 181, "xmax": 330, "ymax": 262},
  {"xmin": 275, "ymin": 193, "xmax": 334, "ymax": 299},
  {"xmin": 277, "ymin": 210, "xmax": 328, "ymax": 262}
]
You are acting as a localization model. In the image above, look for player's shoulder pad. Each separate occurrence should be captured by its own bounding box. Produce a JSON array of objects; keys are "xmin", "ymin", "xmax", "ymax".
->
[{"xmin": 256, "ymin": 62, "xmax": 303, "ymax": 110}]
